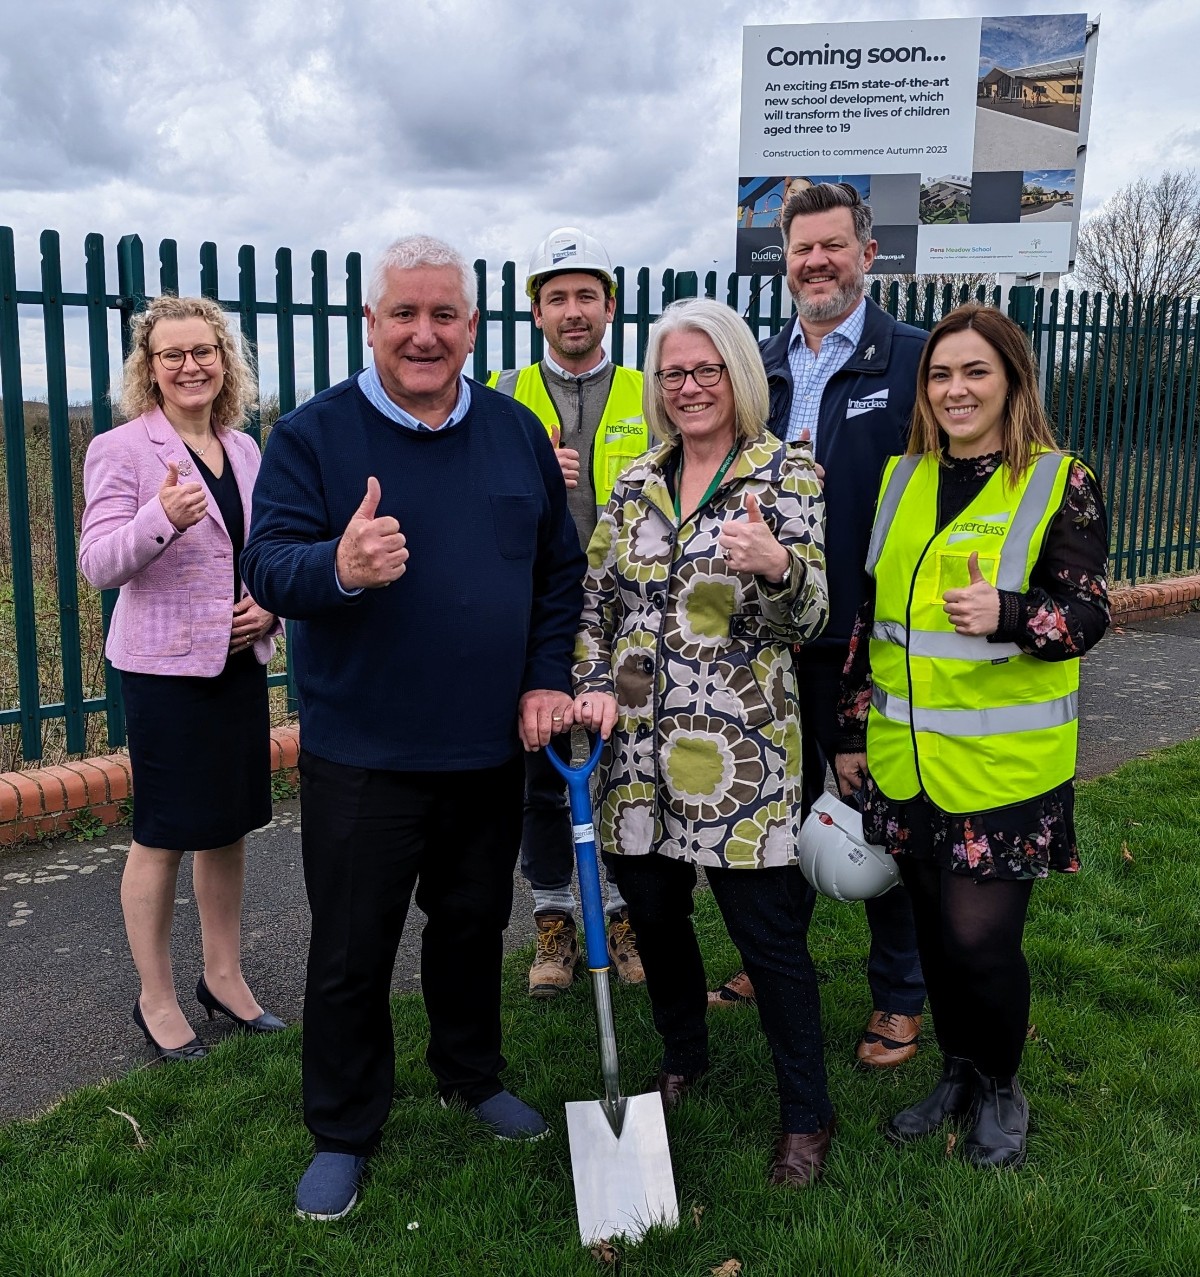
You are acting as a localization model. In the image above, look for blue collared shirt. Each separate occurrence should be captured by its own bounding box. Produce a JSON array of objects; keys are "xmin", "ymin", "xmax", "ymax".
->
[
  {"xmin": 784, "ymin": 297, "xmax": 866, "ymax": 448},
  {"xmin": 357, "ymin": 363, "xmax": 473, "ymax": 431},
  {"xmin": 543, "ymin": 349, "xmax": 611, "ymax": 383}
]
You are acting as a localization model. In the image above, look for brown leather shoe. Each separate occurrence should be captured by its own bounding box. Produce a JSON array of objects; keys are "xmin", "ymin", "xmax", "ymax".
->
[
  {"xmin": 769, "ymin": 1117, "xmax": 836, "ymax": 1187},
  {"xmin": 528, "ymin": 911, "xmax": 579, "ymax": 998},
  {"xmin": 707, "ymin": 969, "xmax": 756, "ymax": 1011},
  {"xmin": 655, "ymin": 1070, "xmax": 704, "ymax": 1112},
  {"xmin": 855, "ymin": 1011, "xmax": 921, "ymax": 1067}
]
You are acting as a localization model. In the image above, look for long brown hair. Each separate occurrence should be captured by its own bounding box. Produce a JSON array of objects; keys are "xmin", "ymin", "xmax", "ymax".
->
[
  {"xmin": 908, "ymin": 303, "xmax": 1059, "ymax": 480},
  {"xmin": 117, "ymin": 294, "xmax": 257, "ymax": 431}
]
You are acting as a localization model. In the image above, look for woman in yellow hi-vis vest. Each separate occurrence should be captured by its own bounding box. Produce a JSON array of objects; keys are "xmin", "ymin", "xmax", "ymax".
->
[{"xmin": 834, "ymin": 304, "xmax": 1109, "ymax": 1169}]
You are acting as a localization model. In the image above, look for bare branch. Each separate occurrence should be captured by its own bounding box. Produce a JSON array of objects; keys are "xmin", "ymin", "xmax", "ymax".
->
[{"xmin": 1075, "ymin": 169, "xmax": 1200, "ymax": 297}]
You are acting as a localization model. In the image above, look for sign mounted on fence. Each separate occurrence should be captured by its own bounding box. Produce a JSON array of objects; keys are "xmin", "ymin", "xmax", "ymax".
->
[{"xmin": 737, "ymin": 13, "xmax": 1098, "ymax": 275}]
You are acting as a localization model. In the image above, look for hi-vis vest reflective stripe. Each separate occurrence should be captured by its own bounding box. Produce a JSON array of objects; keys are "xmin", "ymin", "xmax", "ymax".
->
[
  {"xmin": 487, "ymin": 365, "xmax": 648, "ymax": 508},
  {"xmin": 865, "ymin": 450, "xmax": 1077, "ymax": 814}
]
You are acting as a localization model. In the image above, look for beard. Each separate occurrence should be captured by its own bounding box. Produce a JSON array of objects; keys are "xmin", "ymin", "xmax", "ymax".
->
[{"xmin": 788, "ymin": 262, "xmax": 866, "ymax": 323}]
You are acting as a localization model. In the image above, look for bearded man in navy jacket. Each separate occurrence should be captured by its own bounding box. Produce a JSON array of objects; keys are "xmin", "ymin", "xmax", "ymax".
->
[
  {"xmin": 710, "ymin": 183, "xmax": 929, "ymax": 1071},
  {"xmin": 243, "ymin": 234, "xmax": 585, "ymax": 1221}
]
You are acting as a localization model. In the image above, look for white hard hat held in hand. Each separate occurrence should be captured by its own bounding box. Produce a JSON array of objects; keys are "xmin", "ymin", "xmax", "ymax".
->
[
  {"xmin": 526, "ymin": 227, "xmax": 617, "ymax": 300},
  {"xmin": 796, "ymin": 792, "xmax": 899, "ymax": 902}
]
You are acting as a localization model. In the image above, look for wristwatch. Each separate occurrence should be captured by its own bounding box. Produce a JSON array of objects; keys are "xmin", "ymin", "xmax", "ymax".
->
[{"xmin": 777, "ymin": 559, "xmax": 793, "ymax": 589}]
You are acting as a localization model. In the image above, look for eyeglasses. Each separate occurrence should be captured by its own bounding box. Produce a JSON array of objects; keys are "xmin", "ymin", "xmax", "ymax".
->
[
  {"xmin": 654, "ymin": 363, "xmax": 727, "ymax": 391},
  {"xmin": 152, "ymin": 344, "xmax": 220, "ymax": 370}
]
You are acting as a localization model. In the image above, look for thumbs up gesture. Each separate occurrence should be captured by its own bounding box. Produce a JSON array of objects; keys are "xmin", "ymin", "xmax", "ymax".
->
[
  {"xmin": 548, "ymin": 422, "xmax": 580, "ymax": 489},
  {"xmin": 335, "ymin": 476, "xmax": 409, "ymax": 590},
  {"xmin": 942, "ymin": 551, "xmax": 999, "ymax": 636},
  {"xmin": 718, "ymin": 491, "xmax": 791, "ymax": 582},
  {"xmin": 159, "ymin": 461, "xmax": 208, "ymax": 532}
]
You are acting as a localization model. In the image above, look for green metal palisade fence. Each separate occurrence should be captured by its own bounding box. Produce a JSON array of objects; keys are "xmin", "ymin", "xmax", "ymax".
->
[{"xmin": 0, "ymin": 227, "xmax": 1198, "ymax": 765}]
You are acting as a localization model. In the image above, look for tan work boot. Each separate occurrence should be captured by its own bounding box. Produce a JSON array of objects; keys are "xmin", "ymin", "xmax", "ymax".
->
[
  {"xmin": 606, "ymin": 908, "xmax": 645, "ymax": 984},
  {"xmin": 528, "ymin": 910, "xmax": 579, "ymax": 998},
  {"xmin": 856, "ymin": 1011, "xmax": 922, "ymax": 1067}
]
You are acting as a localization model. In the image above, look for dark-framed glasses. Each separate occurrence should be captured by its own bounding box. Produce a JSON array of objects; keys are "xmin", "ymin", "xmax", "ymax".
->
[
  {"xmin": 654, "ymin": 362, "xmax": 727, "ymax": 391},
  {"xmin": 152, "ymin": 344, "xmax": 220, "ymax": 370}
]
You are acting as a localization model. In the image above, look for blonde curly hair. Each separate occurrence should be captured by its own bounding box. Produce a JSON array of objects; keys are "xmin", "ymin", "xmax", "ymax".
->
[{"xmin": 116, "ymin": 294, "xmax": 257, "ymax": 431}]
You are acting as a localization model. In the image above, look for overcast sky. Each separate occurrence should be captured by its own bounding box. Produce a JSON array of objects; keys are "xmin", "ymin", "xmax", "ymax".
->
[{"xmin": 2, "ymin": 0, "xmax": 1196, "ymax": 391}]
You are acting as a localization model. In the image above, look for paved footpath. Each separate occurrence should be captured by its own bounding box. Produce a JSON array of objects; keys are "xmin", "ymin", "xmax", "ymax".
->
[{"xmin": 2, "ymin": 610, "xmax": 1199, "ymax": 1123}]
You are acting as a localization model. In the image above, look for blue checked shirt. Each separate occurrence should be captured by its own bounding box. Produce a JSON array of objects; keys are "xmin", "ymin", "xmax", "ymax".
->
[{"xmin": 784, "ymin": 297, "xmax": 866, "ymax": 449}]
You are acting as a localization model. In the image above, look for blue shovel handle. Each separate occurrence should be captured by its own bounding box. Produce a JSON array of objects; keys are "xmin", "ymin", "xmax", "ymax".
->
[{"xmin": 543, "ymin": 734, "xmax": 608, "ymax": 971}]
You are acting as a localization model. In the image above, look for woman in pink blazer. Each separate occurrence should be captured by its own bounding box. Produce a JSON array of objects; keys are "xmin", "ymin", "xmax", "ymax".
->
[{"xmin": 80, "ymin": 295, "xmax": 285, "ymax": 1060}]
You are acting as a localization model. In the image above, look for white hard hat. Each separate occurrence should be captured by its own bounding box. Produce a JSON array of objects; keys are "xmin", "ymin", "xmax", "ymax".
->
[
  {"xmin": 526, "ymin": 227, "xmax": 617, "ymax": 299},
  {"xmin": 796, "ymin": 792, "xmax": 899, "ymax": 902}
]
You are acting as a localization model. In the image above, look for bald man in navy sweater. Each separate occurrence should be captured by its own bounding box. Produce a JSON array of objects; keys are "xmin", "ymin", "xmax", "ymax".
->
[{"xmin": 244, "ymin": 234, "xmax": 585, "ymax": 1221}]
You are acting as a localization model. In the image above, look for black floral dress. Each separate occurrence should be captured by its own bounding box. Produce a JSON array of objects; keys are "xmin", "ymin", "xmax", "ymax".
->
[{"xmin": 835, "ymin": 451, "xmax": 1110, "ymax": 880}]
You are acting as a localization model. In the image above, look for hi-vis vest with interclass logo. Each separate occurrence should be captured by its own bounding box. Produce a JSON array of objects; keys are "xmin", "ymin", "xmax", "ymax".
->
[
  {"xmin": 864, "ymin": 449, "xmax": 1077, "ymax": 814},
  {"xmin": 487, "ymin": 365, "xmax": 648, "ymax": 509}
]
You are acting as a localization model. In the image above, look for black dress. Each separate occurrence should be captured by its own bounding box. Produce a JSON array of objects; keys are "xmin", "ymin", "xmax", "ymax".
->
[
  {"xmin": 835, "ymin": 451, "xmax": 1110, "ymax": 880},
  {"xmin": 121, "ymin": 443, "xmax": 272, "ymax": 851}
]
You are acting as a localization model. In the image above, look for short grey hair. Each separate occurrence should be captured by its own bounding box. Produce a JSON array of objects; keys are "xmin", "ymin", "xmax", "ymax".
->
[
  {"xmin": 365, "ymin": 234, "xmax": 477, "ymax": 313},
  {"xmin": 642, "ymin": 299, "xmax": 768, "ymax": 446},
  {"xmin": 781, "ymin": 182, "xmax": 874, "ymax": 248}
]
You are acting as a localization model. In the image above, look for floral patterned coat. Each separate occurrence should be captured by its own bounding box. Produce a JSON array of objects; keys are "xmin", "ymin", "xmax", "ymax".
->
[{"xmin": 573, "ymin": 434, "xmax": 827, "ymax": 869}]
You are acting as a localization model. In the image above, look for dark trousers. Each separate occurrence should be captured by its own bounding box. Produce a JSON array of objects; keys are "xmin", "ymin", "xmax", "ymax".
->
[
  {"xmin": 607, "ymin": 853, "xmax": 832, "ymax": 1134},
  {"xmin": 520, "ymin": 746, "xmax": 575, "ymax": 896},
  {"xmin": 299, "ymin": 749, "xmax": 523, "ymax": 1156},
  {"xmin": 797, "ymin": 646, "xmax": 926, "ymax": 1016}
]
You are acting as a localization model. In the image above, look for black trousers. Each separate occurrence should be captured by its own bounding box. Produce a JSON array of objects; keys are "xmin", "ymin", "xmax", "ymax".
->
[
  {"xmin": 607, "ymin": 853, "xmax": 832, "ymax": 1134},
  {"xmin": 797, "ymin": 646, "xmax": 926, "ymax": 1016},
  {"xmin": 299, "ymin": 749, "xmax": 523, "ymax": 1156}
]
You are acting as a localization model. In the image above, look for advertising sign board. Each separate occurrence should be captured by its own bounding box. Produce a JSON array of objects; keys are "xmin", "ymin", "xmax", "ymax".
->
[{"xmin": 738, "ymin": 14, "xmax": 1097, "ymax": 274}]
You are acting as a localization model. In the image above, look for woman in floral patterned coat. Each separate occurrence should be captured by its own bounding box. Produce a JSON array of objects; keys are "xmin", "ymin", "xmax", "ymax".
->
[{"xmin": 569, "ymin": 298, "xmax": 836, "ymax": 1188}]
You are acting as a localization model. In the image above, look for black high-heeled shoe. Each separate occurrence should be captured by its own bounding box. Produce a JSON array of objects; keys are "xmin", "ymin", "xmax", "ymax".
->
[
  {"xmin": 132, "ymin": 999, "xmax": 207, "ymax": 1061},
  {"xmin": 196, "ymin": 975, "xmax": 286, "ymax": 1033}
]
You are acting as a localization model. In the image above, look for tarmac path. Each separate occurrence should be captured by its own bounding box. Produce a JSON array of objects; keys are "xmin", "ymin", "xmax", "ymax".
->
[{"xmin": 2, "ymin": 609, "xmax": 1198, "ymax": 1123}]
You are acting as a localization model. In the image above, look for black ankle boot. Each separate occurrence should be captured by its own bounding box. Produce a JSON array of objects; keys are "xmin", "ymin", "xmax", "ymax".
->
[
  {"xmin": 960, "ymin": 1072, "xmax": 1028, "ymax": 1168},
  {"xmin": 884, "ymin": 1056, "xmax": 976, "ymax": 1144}
]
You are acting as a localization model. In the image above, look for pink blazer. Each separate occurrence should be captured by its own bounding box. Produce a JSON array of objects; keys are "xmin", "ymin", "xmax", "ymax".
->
[{"xmin": 79, "ymin": 407, "xmax": 281, "ymax": 676}]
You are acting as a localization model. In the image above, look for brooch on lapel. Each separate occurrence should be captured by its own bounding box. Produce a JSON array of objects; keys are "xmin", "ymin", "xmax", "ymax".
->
[{"xmin": 177, "ymin": 458, "xmax": 195, "ymax": 477}]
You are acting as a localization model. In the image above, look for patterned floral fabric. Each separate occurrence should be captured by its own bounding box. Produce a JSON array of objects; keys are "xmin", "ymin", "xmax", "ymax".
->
[
  {"xmin": 836, "ymin": 450, "xmax": 1110, "ymax": 880},
  {"xmin": 574, "ymin": 435, "xmax": 827, "ymax": 869}
]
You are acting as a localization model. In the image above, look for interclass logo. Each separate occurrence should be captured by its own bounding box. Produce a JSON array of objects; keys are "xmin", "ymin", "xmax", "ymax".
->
[
  {"xmin": 846, "ymin": 389, "xmax": 889, "ymax": 418},
  {"xmin": 551, "ymin": 242, "xmax": 578, "ymax": 264}
]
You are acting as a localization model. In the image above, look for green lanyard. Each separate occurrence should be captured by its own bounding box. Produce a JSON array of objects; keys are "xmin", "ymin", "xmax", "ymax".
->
[{"xmin": 674, "ymin": 442, "xmax": 741, "ymax": 524}]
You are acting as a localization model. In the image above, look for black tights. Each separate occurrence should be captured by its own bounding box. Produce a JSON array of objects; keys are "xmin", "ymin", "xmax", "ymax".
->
[{"xmin": 898, "ymin": 859, "xmax": 1034, "ymax": 1078}]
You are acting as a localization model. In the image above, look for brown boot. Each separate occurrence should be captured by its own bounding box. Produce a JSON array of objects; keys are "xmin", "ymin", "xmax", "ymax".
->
[
  {"xmin": 528, "ymin": 911, "xmax": 579, "ymax": 998},
  {"xmin": 606, "ymin": 909, "xmax": 645, "ymax": 984},
  {"xmin": 855, "ymin": 1011, "xmax": 922, "ymax": 1067}
]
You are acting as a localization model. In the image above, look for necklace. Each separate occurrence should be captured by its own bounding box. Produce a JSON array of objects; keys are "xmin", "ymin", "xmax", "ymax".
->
[{"xmin": 184, "ymin": 431, "xmax": 215, "ymax": 458}]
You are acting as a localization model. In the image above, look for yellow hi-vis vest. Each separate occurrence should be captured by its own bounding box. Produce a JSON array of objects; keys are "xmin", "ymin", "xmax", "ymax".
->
[
  {"xmin": 865, "ymin": 450, "xmax": 1077, "ymax": 814},
  {"xmin": 487, "ymin": 364, "xmax": 648, "ymax": 508}
]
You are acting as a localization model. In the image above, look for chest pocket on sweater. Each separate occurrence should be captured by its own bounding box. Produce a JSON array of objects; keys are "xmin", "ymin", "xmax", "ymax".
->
[{"xmin": 490, "ymin": 494, "xmax": 538, "ymax": 560}]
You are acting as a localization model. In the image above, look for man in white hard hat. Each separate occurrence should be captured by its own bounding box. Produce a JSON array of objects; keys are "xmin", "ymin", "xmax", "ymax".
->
[{"xmin": 489, "ymin": 227, "xmax": 651, "ymax": 998}]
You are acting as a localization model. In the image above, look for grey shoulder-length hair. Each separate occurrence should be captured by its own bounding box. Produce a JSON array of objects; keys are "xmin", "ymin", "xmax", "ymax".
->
[{"xmin": 641, "ymin": 298, "xmax": 768, "ymax": 446}]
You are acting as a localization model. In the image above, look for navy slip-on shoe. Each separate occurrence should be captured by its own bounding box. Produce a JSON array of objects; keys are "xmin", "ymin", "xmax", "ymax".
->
[
  {"xmin": 442, "ymin": 1089, "xmax": 550, "ymax": 1141},
  {"xmin": 295, "ymin": 1152, "xmax": 367, "ymax": 1221}
]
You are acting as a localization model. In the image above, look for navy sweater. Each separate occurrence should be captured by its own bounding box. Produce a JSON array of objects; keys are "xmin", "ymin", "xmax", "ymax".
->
[{"xmin": 242, "ymin": 378, "xmax": 586, "ymax": 771}]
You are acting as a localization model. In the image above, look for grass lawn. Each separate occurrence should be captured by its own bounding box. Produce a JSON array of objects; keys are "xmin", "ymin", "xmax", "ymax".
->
[{"xmin": 2, "ymin": 741, "xmax": 1199, "ymax": 1276}]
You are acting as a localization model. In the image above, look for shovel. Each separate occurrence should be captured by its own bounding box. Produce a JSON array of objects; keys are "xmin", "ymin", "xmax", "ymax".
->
[{"xmin": 544, "ymin": 731, "xmax": 679, "ymax": 1246}]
